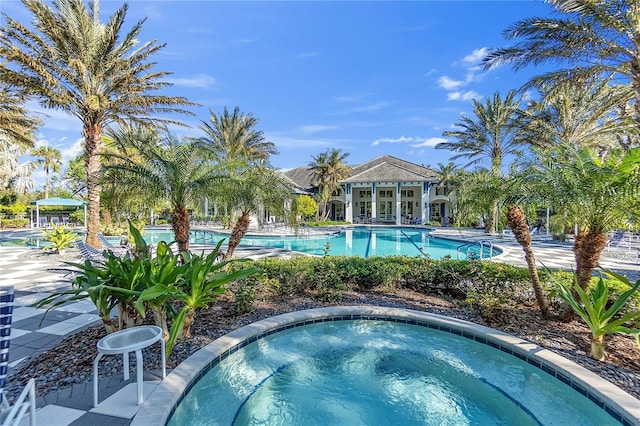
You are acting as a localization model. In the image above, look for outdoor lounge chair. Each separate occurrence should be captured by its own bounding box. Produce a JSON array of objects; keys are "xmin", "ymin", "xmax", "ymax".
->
[
  {"xmin": 75, "ymin": 241, "xmax": 108, "ymax": 263},
  {"xmin": 0, "ymin": 287, "xmax": 36, "ymax": 426},
  {"xmin": 97, "ymin": 234, "xmax": 129, "ymax": 257}
]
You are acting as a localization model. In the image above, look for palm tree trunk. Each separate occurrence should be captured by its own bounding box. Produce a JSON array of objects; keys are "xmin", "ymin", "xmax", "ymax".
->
[
  {"xmin": 151, "ymin": 305, "xmax": 169, "ymax": 340},
  {"xmin": 85, "ymin": 124, "xmax": 103, "ymax": 249},
  {"xmin": 630, "ymin": 59, "xmax": 640, "ymax": 132},
  {"xmin": 182, "ymin": 310, "xmax": 195, "ymax": 339},
  {"xmin": 590, "ymin": 335, "xmax": 605, "ymax": 361},
  {"xmin": 559, "ymin": 230, "xmax": 608, "ymax": 322},
  {"xmin": 44, "ymin": 165, "xmax": 50, "ymax": 199},
  {"xmin": 506, "ymin": 206, "xmax": 549, "ymax": 317},
  {"xmin": 574, "ymin": 231, "xmax": 608, "ymax": 291},
  {"xmin": 100, "ymin": 314, "xmax": 118, "ymax": 334},
  {"xmin": 486, "ymin": 201, "xmax": 497, "ymax": 234},
  {"xmin": 172, "ymin": 206, "xmax": 190, "ymax": 252},
  {"xmin": 117, "ymin": 301, "xmax": 143, "ymax": 330},
  {"xmin": 224, "ymin": 212, "xmax": 251, "ymax": 260}
]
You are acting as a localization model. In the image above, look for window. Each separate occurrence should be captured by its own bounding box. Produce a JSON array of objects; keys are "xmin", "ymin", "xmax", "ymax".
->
[
  {"xmin": 379, "ymin": 190, "xmax": 393, "ymax": 198},
  {"xmin": 400, "ymin": 190, "xmax": 414, "ymax": 198},
  {"xmin": 358, "ymin": 190, "xmax": 372, "ymax": 199}
]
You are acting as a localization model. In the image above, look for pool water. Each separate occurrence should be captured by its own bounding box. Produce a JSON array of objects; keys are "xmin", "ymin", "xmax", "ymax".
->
[
  {"xmin": 168, "ymin": 320, "xmax": 618, "ymax": 425},
  {"xmin": 148, "ymin": 227, "xmax": 496, "ymax": 259},
  {"xmin": 0, "ymin": 227, "xmax": 497, "ymax": 259}
]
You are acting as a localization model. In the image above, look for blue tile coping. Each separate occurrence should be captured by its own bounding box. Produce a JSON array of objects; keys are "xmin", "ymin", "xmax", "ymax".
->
[{"xmin": 131, "ymin": 306, "xmax": 640, "ymax": 426}]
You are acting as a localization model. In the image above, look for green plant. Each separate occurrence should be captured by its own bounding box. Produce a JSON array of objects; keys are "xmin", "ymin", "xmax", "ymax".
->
[
  {"xmin": 41, "ymin": 222, "xmax": 79, "ymax": 253},
  {"xmin": 234, "ymin": 280, "xmax": 257, "ymax": 316},
  {"xmin": 556, "ymin": 272, "xmax": 640, "ymax": 361},
  {"xmin": 69, "ymin": 210, "xmax": 84, "ymax": 225},
  {"xmin": 137, "ymin": 240, "xmax": 260, "ymax": 359},
  {"xmin": 35, "ymin": 256, "xmax": 140, "ymax": 333},
  {"xmin": 35, "ymin": 223, "xmax": 157, "ymax": 333},
  {"xmin": 0, "ymin": 218, "xmax": 29, "ymax": 228}
]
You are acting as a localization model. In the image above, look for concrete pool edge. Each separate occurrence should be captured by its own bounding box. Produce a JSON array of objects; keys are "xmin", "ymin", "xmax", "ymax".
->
[{"xmin": 131, "ymin": 306, "xmax": 639, "ymax": 426}]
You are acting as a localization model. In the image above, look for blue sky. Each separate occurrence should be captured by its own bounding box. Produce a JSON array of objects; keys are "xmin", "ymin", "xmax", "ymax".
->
[{"xmin": 2, "ymin": 0, "xmax": 554, "ymax": 188}]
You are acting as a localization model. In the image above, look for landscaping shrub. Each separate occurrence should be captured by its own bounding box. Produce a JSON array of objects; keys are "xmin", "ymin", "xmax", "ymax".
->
[
  {"xmin": 0, "ymin": 204, "xmax": 29, "ymax": 216},
  {"xmin": 0, "ymin": 218, "xmax": 29, "ymax": 228},
  {"xmin": 232, "ymin": 256, "xmax": 640, "ymax": 326}
]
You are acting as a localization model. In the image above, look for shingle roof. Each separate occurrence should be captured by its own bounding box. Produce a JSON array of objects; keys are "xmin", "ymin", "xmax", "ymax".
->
[
  {"xmin": 342, "ymin": 155, "xmax": 439, "ymax": 183},
  {"xmin": 282, "ymin": 155, "xmax": 440, "ymax": 191},
  {"xmin": 282, "ymin": 167, "xmax": 317, "ymax": 194}
]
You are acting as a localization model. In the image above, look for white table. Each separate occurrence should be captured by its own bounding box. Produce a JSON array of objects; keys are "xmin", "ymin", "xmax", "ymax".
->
[{"xmin": 93, "ymin": 325, "xmax": 166, "ymax": 407}]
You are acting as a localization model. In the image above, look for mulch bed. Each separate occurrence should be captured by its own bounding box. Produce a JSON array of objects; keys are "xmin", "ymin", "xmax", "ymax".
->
[{"xmin": 6, "ymin": 288, "xmax": 640, "ymax": 403}]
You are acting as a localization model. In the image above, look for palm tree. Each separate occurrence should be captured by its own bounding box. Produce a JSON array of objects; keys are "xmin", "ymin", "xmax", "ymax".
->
[
  {"xmin": 528, "ymin": 146, "xmax": 637, "ymax": 299},
  {"xmin": 219, "ymin": 163, "xmax": 292, "ymax": 260},
  {"xmin": 0, "ymin": 141, "xmax": 35, "ymax": 194},
  {"xmin": 308, "ymin": 148, "xmax": 352, "ymax": 221},
  {"xmin": 198, "ymin": 106, "xmax": 277, "ymax": 227},
  {"xmin": 482, "ymin": 0, "xmax": 640, "ymax": 130},
  {"xmin": 521, "ymin": 79, "xmax": 635, "ymax": 151},
  {"xmin": 437, "ymin": 91, "xmax": 526, "ymax": 233},
  {"xmin": 31, "ymin": 145, "xmax": 62, "ymax": 198},
  {"xmin": 104, "ymin": 126, "xmax": 222, "ymax": 253},
  {"xmin": 0, "ymin": 0, "xmax": 195, "ymax": 248},
  {"xmin": 198, "ymin": 106, "xmax": 277, "ymax": 167},
  {"xmin": 0, "ymin": 83, "xmax": 41, "ymax": 149},
  {"xmin": 0, "ymin": 84, "xmax": 40, "ymax": 192},
  {"xmin": 505, "ymin": 204, "xmax": 549, "ymax": 317}
]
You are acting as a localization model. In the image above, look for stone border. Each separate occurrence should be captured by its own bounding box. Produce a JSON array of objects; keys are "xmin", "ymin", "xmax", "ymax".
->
[{"xmin": 131, "ymin": 306, "xmax": 640, "ymax": 426}]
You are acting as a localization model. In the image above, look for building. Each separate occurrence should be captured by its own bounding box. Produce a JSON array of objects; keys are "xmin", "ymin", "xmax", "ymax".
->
[{"xmin": 283, "ymin": 155, "xmax": 454, "ymax": 225}]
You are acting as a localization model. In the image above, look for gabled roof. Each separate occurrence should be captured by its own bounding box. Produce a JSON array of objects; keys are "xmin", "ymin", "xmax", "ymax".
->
[
  {"xmin": 282, "ymin": 155, "xmax": 440, "ymax": 192},
  {"xmin": 282, "ymin": 167, "xmax": 317, "ymax": 194},
  {"xmin": 342, "ymin": 155, "xmax": 439, "ymax": 183}
]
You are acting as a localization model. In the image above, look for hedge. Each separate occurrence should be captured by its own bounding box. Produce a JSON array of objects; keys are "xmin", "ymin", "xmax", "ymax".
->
[{"xmin": 0, "ymin": 218, "xmax": 30, "ymax": 228}]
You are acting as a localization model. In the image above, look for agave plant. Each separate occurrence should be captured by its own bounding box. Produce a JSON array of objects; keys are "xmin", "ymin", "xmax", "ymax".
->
[{"xmin": 556, "ymin": 271, "xmax": 640, "ymax": 361}]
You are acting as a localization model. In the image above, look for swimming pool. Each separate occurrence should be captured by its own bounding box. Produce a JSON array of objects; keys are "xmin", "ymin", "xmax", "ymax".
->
[
  {"xmin": 0, "ymin": 226, "xmax": 498, "ymax": 259},
  {"xmin": 132, "ymin": 307, "xmax": 638, "ymax": 425},
  {"xmin": 148, "ymin": 227, "xmax": 498, "ymax": 259}
]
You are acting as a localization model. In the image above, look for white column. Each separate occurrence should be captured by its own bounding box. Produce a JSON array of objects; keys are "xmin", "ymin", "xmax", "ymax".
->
[
  {"xmin": 422, "ymin": 182, "xmax": 430, "ymax": 225},
  {"xmin": 345, "ymin": 184, "xmax": 353, "ymax": 223},
  {"xmin": 546, "ymin": 207, "xmax": 550, "ymax": 236},
  {"xmin": 371, "ymin": 183, "xmax": 377, "ymax": 221},
  {"xmin": 395, "ymin": 183, "xmax": 402, "ymax": 225}
]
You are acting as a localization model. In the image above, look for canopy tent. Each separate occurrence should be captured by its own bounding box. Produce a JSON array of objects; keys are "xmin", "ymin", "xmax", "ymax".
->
[{"xmin": 30, "ymin": 197, "xmax": 87, "ymax": 228}]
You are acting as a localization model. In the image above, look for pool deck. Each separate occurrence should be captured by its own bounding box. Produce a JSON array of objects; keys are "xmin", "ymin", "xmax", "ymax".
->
[{"xmin": 1, "ymin": 226, "xmax": 639, "ymax": 425}]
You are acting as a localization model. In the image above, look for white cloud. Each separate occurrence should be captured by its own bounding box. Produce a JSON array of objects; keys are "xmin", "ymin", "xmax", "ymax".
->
[
  {"xmin": 229, "ymin": 37, "xmax": 260, "ymax": 45},
  {"xmin": 60, "ymin": 138, "xmax": 84, "ymax": 160},
  {"xmin": 166, "ymin": 74, "xmax": 216, "ymax": 89},
  {"xmin": 463, "ymin": 47, "xmax": 488, "ymax": 65},
  {"xmin": 371, "ymin": 136, "xmax": 413, "ymax": 146},
  {"xmin": 298, "ymin": 125, "xmax": 339, "ymax": 134},
  {"xmin": 340, "ymin": 102, "xmax": 391, "ymax": 115},
  {"xmin": 297, "ymin": 52, "xmax": 320, "ymax": 59},
  {"xmin": 447, "ymin": 91, "xmax": 480, "ymax": 101},
  {"xmin": 334, "ymin": 95, "xmax": 364, "ymax": 103},
  {"xmin": 410, "ymin": 137, "xmax": 446, "ymax": 148},
  {"xmin": 34, "ymin": 137, "xmax": 50, "ymax": 148},
  {"xmin": 437, "ymin": 76, "xmax": 464, "ymax": 90},
  {"xmin": 437, "ymin": 47, "xmax": 488, "ymax": 100}
]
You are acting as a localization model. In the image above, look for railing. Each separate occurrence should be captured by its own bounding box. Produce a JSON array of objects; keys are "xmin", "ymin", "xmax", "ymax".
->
[{"xmin": 457, "ymin": 240, "xmax": 493, "ymax": 260}]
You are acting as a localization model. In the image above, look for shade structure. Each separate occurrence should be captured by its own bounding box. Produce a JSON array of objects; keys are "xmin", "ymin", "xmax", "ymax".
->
[{"xmin": 31, "ymin": 197, "xmax": 87, "ymax": 228}]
